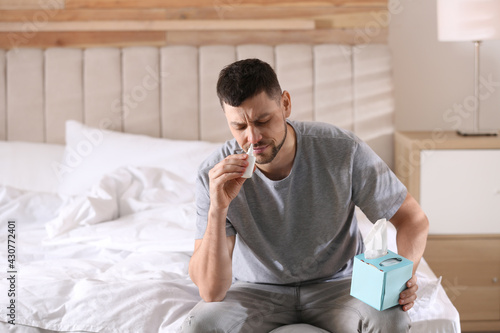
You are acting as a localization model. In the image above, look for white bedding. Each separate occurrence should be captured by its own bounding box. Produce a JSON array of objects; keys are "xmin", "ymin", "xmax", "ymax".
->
[
  {"xmin": 0, "ymin": 160, "xmax": 460, "ymax": 333},
  {"xmin": 0, "ymin": 168, "xmax": 200, "ymax": 332}
]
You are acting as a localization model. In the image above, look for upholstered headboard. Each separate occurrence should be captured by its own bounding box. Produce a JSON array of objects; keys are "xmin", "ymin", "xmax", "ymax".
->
[{"xmin": 0, "ymin": 44, "xmax": 395, "ymax": 166}]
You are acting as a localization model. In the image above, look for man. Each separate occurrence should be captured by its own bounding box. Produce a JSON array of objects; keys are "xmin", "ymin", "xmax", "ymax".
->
[{"xmin": 182, "ymin": 58, "xmax": 429, "ymax": 332}]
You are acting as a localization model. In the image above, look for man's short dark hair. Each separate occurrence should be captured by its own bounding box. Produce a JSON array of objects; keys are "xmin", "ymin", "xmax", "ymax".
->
[{"xmin": 216, "ymin": 58, "xmax": 282, "ymax": 109}]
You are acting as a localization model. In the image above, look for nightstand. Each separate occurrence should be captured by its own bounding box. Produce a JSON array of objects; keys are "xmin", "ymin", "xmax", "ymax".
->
[{"xmin": 394, "ymin": 131, "xmax": 500, "ymax": 332}]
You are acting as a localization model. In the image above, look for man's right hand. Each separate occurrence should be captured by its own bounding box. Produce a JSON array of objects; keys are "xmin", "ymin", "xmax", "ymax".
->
[
  {"xmin": 208, "ymin": 153, "xmax": 251, "ymax": 211},
  {"xmin": 189, "ymin": 153, "xmax": 249, "ymax": 302}
]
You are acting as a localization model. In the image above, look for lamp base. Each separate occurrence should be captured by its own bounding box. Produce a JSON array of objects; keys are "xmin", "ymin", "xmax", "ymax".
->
[{"xmin": 457, "ymin": 129, "xmax": 498, "ymax": 137}]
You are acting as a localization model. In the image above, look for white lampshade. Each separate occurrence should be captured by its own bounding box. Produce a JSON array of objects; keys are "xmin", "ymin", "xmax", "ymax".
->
[{"xmin": 437, "ymin": 0, "xmax": 500, "ymax": 41}]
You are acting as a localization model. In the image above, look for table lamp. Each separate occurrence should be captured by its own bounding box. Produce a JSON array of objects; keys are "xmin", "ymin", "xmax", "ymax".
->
[{"xmin": 437, "ymin": 0, "xmax": 500, "ymax": 136}]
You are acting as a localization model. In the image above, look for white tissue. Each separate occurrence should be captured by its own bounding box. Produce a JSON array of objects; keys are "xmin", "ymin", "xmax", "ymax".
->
[{"xmin": 364, "ymin": 218, "xmax": 388, "ymax": 259}]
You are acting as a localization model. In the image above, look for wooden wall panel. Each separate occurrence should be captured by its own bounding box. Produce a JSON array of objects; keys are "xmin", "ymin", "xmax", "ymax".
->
[
  {"xmin": 0, "ymin": 0, "xmax": 64, "ymax": 10},
  {"xmin": 0, "ymin": 29, "xmax": 388, "ymax": 49},
  {"xmin": 0, "ymin": 7, "xmax": 387, "ymax": 23},
  {"xmin": 64, "ymin": 0, "xmax": 386, "ymax": 9},
  {"xmin": 0, "ymin": 32, "xmax": 167, "ymax": 49},
  {"xmin": 0, "ymin": 9, "xmax": 169, "ymax": 21},
  {"xmin": 165, "ymin": 29, "xmax": 387, "ymax": 46},
  {"xmin": 0, "ymin": 7, "xmax": 386, "ymax": 21},
  {"xmin": 0, "ymin": 0, "xmax": 389, "ymax": 49},
  {"xmin": 0, "ymin": 19, "xmax": 315, "ymax": 32}
]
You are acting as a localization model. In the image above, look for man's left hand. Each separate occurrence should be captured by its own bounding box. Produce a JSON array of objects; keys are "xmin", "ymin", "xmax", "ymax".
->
[{"xmin": 399, "ymin": 275, "xmax": 418, "ymax": 311}]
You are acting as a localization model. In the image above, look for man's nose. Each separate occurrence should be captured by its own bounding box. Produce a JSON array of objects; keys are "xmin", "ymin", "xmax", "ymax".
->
[{"xmin": 247, "ymin": 126, "xmax": 262, "ymax": 144}]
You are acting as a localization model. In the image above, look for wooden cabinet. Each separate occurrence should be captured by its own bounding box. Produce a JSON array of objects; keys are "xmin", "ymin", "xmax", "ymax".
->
[
  {"xmin": 394, "ymin": 131, "xmax": 500, "ymax": 332},
  {"xmin": 420, "ymin": 149, "xmax": 500, "ymax": 234},
  {"xmin": 425, "ymin": 236, "xmax": 500, "ymax": 325}
]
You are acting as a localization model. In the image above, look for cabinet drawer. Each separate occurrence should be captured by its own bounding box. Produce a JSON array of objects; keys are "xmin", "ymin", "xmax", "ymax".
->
[
  {"xmin": 425, "ymin": 237, "xmax": 500, "ymax": 260},
  {"xmin": 430, "ymin": 261, "xmax": 499, "ymax": 287},
  {"xmin": 425, "ymin": 238, "xmax": 500, "ymax": 285},
  {"xmin": 424, "ymin": 237, "xmax": 500, "ymax": 321},
  {"xmin": 420, "ymin": 149, "xmax": 500, "ymax": 234},
  {"xmin": 451, "ymin": 287, "xmax": 500, "ymax": 321}
]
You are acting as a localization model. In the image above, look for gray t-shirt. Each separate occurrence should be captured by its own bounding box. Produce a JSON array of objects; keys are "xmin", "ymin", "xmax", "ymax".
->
[{"xmin": 195, "ymin": 121, "xmax": 407, "ymax": 285}]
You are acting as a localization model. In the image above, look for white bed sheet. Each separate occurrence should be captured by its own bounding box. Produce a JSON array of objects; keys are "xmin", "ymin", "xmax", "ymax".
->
[{"xmin": 0, "ymin": 166, "xmax": 460, "ymax": 333}]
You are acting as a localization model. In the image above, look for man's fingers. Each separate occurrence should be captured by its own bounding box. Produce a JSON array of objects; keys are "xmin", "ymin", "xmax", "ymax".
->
[
  {"xmin": 399, "ymin": 291, "xmax": 417, "ymax": 303},
  {"xmin": 403, "ymin": 283, "xmax": 418, "ymax": 295},
  {"xmin": 207, "ymin": 153, "xmax": 252, "ymax": 210},
  {"xmin": 407, "ymin": 274, "xmax": 418, "ymax": 287},
  {"xmin": 211, "ymin": 165, "xmax": 246, "ymax": 179},
  {"xmin": 399, "ymin": 275, "xmax": 418, "ymax": 312},
  {"xmin": 399, "ymin": 283, "xmax": 418, "ymax": 300},
  {"xmin": 402, "ymin": 301, "xmax": 414, "ymax": 312},
  {"xmin": 210, "ymin": 156, "xmax": 248, "ymax": 180}
]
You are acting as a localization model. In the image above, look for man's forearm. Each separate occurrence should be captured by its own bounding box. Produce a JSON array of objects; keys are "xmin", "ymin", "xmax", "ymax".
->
[
  {"xmin": 394, "ymin": 211, "xmax": 429, "ymax": 274},
  {"xmin": 390, "ymin": 193, "xmax": 430, "ymax": 275},
  {"xmin": 188, "ymin": 207, "xmax": 233, "ymax": 302}
]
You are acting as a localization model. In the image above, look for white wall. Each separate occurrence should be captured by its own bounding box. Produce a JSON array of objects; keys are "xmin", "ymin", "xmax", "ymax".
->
[{"xmin": 389, "ymin": 0, "xmax": 500, "ymax": 132}]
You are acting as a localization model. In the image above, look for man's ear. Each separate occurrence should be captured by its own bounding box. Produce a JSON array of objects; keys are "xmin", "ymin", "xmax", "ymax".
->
[{"xmin": 281, "ymin": 90, "xmax": 292, "ymax": 118}]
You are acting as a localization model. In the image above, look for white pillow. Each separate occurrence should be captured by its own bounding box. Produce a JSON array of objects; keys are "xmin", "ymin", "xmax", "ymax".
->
[
  {"xmin": 56, "ymin": 120, "xmax": 222, "ymax": 196},
  {"xmin": 46, "ymin": 166, "xmax": 197, "ymax": 238},
  {"xmin": 0, "ymin": 141, "xmax": 65, "ymax": 193}
]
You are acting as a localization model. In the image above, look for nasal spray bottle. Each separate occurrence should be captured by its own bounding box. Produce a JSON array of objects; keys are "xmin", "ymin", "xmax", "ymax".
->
[{"xmin": 242, "ymin": 144, "xmax": 256, "ymax": 178}]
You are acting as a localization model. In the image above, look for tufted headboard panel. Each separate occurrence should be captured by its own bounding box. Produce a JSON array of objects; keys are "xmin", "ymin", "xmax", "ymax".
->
[{"xmin": 0, "ymin": 44, "xmax": 395, "ymax": 166}]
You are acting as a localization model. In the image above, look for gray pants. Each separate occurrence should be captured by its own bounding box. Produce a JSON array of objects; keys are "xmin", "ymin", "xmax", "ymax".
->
[{"xmin": 180, "ymin": 278, "xmax": 411, "ymax": 333}]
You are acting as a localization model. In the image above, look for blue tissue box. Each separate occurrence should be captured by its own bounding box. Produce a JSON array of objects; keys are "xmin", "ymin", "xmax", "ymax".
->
[{"xmin": 350, "ymin": 250, "xmax": 413, "ymax": 311}]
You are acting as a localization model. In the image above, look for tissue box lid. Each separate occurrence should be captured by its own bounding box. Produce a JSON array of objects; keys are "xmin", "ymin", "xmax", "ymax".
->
[{"xmin": 356, "ymin": 250, "xmax": 413, "ymax": 272}]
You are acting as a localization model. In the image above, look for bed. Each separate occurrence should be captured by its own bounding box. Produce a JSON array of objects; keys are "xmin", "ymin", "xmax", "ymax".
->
[{"xmin": 0, "ymin": 44, "xmax": 460, "ymax": 332}]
